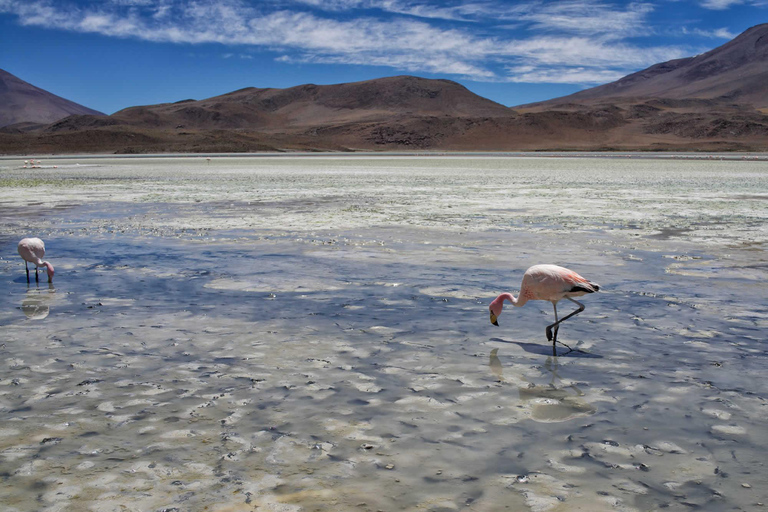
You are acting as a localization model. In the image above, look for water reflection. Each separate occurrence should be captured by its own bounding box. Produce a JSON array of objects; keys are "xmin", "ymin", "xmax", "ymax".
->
[
  {"xmin": 490, "ymin": 350, "xmax": 597, "ymax": 422},
  {"xmin": 20, "ymin": 282, "xmax": 55, "ymax": 320},
  {"xmin": 520, "ymin": 357, "xmax": 597, "ymax": 422},
  {"xmin": 489, "ymin": 348, "xmax": 504, "ymax": 382}
]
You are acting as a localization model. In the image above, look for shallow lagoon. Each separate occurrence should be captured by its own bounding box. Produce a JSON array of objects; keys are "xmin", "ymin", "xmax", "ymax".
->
[{"xmin": 0, "ymin": 155, "xmax": 767, "ymax": 511}]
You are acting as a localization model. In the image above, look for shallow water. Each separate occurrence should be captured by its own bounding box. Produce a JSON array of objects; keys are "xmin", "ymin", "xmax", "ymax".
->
[{"xmin": 0, "ymin": 155, "xmax": 767, "ymax": 511}]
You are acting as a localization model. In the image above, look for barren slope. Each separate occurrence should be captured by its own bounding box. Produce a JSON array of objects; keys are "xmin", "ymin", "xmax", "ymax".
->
[
  {"xmin": 523, "ymin": 23, "xmax": 768, "ymax": 109},
  {"xmin": 97, "ymin": 75, "xmax": 513, "ymax": 132},
  {"xmin": 0, "ymin": 69, "xmax": 104, "ymax": 128}
]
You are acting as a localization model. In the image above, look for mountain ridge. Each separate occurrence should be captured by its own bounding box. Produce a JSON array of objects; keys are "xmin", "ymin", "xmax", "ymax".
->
[
  {"xmin": 100, "ymin": 75, "xmax": 512, "ymax": 132},
  {"xmin": 1, "ymin": 24, "xmax": 767, "ymax": 153},
  {"xmin": 522, "ymin": 23, "xmax": 768, "ymax": 109},
  {"xmin": 0, "ymin": 69, "xmax": 104, "ymax": 128}
]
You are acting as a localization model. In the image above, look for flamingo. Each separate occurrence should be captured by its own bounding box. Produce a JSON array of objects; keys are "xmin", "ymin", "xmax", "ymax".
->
[
  {"xmin": 18, "ymin": 237, "xmax": 55, "ymax": 283},
  {"xmin": 489, "ymin": 264, "xmax": 599, "ymax": 347}
]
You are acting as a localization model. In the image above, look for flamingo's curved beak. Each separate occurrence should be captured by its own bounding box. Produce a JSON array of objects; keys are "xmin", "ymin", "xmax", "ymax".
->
[{"xmin": 490, "ymin": 311, "xmax": 499, "ymax": 326}]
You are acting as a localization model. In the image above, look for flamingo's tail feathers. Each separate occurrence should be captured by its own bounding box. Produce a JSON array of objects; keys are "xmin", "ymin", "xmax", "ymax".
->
[{"xmin": 569, "ymin": 282, "xmax": 600, "ymax": 294}]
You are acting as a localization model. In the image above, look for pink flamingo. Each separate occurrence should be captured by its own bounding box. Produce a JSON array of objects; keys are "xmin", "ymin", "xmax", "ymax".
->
[
  {"xmin": 18, "ymin": 237, "xmax": 55, "ymax": 283},
  {"xmin": 489, "ymin": 264, "xmax": 599, "ymax": 347}
]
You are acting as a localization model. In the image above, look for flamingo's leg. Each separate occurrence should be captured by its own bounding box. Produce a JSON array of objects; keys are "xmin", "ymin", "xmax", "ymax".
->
[
  {"xmin": 35, "ymin": 265, "xmax": 39, "ymax": 282},
  {"xmin": 546, "ymin": 302, "xmax": 560, "ymax": 344},
  {"xmin": 25, "ymin": 261, "xmax": 30, "ymax": 283},
  {"xmin": 546, "ymin": 298, "xmax": 585, "ymax": 342}
]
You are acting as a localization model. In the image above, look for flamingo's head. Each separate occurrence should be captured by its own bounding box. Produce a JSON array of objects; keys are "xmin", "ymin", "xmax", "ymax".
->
[
  {"xmin": 44, "ymin": 262, "xmax": 54, "ymax": 282},
  {"xmin": 489, "ymin": 298, "xmax": 503, "ymax": 326}
]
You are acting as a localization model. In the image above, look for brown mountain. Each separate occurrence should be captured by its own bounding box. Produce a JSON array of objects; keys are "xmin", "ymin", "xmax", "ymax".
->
[
  {"xmin": 52, "ymin": 75, "xmax": 512, "ymax": 132},
  {"xmin": 2, "ymin": 25, "xmax": 768, "ymax": 155},
  {"xmin": 0, "ymin": 69, "xmax": 104, "ymax": 129},
  {"xmin": 522, "ymin": 23, "xmax": 768, "ymax": 109},
  {"xmin": 5, "ymin": 76, "xmax": 521, "ymax": 153}
]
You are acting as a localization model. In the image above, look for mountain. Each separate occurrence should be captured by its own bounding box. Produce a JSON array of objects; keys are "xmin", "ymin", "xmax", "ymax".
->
[
  {"xmin": 50, "ymin": 75, "xmax": 512, "ymax": 132},
  {"xmin": 9, "ymin": 75, "xmax": 519, "ymax": 153},
  {"xmin": 522, "ymin": 23, "xmax": 768, "ymax": 110},
  {"xmin": 2, "ymin": 25, "xmax": 768, "ymax": 154},
  {"xmin": 0, "ymin": 69, "xmax": 104, "ymax": 128}
]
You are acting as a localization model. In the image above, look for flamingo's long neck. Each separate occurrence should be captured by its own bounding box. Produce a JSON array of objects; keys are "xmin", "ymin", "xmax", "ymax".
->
[
  {"xmin": 498, "ymin": 292, "xmax": 527, "ymax": 307},
  {"xmin": 41, "ymin": 261, "xmax": 54, "ymax": 282}
]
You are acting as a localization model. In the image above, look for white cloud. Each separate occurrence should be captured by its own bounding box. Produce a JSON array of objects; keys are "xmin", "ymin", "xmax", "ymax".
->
[
  {"xmin": 699, "ymin": 0, "xmax": 743, "ymax": 9},
  {"xmin": 278, "ymin": 50, "xmax": 497, "ymax": 78},
  {"xmin": 367, "ymin": 0, "xmax": 491, "ymax": 22},
  {"xmin": 502, "ymin": 1, "xmax": 656, "ymax": 39},
  {"xmin": 711, "ymin": 27, "xmax": 737, "ymax": 38},
  {"xmin": 683, "ymin": 26, "xmax": 737, "ymax": 38},
  {"xmin": 506, "ymin": 66, "xmax": 627, "ymax": 84},
  {"xmin": 109, "ymin": 0, "xmax": 155, "ymax": 6},
  {"xmin": 500, "ymin": 36, "xmax": 686, "ymax": 68},
  {"xmin": 698, "ymin": 0, "xmax": 768, "ymax": 6},
  {"xmin": 495, "ymin": 35, "xmax": 689, "ymax": 83},
  {"xmin": 0, "ymin": 0, "xmax": 698, "ymax": 86},
  {"xmin": 288, "ymin": 0, "xmax": 499, "ymax": 21},
  {"xmin": 289, "ymin": 0, "xmax": 364, "ymax": 10}
]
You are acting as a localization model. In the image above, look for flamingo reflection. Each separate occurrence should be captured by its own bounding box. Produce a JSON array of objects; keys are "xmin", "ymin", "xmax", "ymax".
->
[
  {"xmin": 489, "ymin": 349, "xmax": 596, "ymax": 422},
  {"xmin": 20, "ymin": 282, "xmax": 56, "ymax": 320}
]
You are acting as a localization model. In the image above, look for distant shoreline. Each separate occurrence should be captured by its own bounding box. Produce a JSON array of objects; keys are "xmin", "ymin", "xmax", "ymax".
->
[{"xmin": 2, "ymin": 151, "xmax": 767, "ymax": 161}]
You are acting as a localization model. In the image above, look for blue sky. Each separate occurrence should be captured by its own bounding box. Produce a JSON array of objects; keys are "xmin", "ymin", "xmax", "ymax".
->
[{"xmin": 1, "ymin": 0, "xmax": 765, "ymax": 114}]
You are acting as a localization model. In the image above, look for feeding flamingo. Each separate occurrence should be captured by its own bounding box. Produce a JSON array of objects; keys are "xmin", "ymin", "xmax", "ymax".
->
[
  {"xmin": 18, "ymin": 237, "xmax": 55, "ymax": 283},
  {"xmin": 489, "ymin": 264, "xmax": 599, "ymax": 347}
]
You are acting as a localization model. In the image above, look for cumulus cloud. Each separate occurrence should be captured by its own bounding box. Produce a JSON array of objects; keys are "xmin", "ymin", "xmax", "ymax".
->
[{"xmin": 0, "ymin": 0, "xmax": 701, "ymax": 85}]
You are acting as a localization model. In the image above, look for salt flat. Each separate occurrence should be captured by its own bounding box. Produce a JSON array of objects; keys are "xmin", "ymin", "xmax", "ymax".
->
[{"xmin": 0, "ymin": 155, "xmax": 766, "ymax": 511}]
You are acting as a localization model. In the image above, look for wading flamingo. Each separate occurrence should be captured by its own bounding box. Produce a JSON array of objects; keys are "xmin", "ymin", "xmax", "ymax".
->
[
  {"xmin": 18, "ymin": 237, "xmax": 55, "ymax": 283},
  {"xmin": 489, "ymin": 264, "xmax": 599, "ymax": 348}
]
